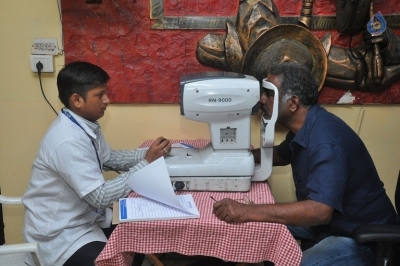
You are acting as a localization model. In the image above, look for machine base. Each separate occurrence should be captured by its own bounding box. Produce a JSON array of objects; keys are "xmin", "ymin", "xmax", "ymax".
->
[{"xmin": 170, "ymin": 176, "xmax": 251, "ymax": 191}]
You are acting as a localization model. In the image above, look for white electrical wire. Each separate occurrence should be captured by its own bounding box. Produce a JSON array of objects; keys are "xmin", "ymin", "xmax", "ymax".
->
[{"xmin": 355, "ymin": 105, "xmax": 365, "ymax": 135}]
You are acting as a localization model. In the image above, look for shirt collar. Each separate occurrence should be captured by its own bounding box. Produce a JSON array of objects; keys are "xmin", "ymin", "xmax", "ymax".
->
[
  {"xmin": 292, "ymin": 104, "xmax": 322, "ymax": 148},
  {"xmin": 62, "ymin": 108, "xmax": 101, "ymax": 138}
]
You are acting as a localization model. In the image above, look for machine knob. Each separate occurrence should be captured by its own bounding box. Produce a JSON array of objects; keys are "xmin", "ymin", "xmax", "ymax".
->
[{"xmin": 174, "ymin": 181, "xmax": 185, "ymax": 190}]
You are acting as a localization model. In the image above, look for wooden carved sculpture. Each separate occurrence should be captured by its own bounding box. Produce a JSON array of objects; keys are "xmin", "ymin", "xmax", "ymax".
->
[{"xmin": 196, "ymin": 0, "xmax": 400, "ymax": 92}]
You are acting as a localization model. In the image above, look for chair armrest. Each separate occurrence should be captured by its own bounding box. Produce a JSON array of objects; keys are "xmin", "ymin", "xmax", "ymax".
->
[
  {"xmin": 0, "ymin": 242, "xmax": 44, "ymax": 266},
  {"xmin": 0, "ymin": 242, "xmax": 39, "ymax": 255},
  {"xmin": 0, "ymin": 195, "xmax": 22, "ymax": 204},
  {"xmin": 352, "ymin": 224, "xmax": 400, "ymax": 243}
]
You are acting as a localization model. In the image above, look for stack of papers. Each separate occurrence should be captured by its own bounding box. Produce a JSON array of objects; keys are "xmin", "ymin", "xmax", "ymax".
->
[{"xmin": 119, "ymin": 157, "xmax": 200, "ymax": 222}]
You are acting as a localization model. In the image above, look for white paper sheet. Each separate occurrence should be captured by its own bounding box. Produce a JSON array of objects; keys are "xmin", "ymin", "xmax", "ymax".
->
[{"xmin": 126, "ymin": 156, "xmax": 197, "ymax": 215}]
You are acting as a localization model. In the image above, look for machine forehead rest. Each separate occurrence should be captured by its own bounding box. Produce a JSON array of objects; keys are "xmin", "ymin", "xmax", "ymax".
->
[{"xmin": 180, "ymin": 71, "xmax": 246, "ymax": 85}]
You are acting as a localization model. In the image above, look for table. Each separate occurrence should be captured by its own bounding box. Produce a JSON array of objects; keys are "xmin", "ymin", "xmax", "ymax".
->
[{"xmin": 95, "ymin": 140, "xmax": 302, "ymax": 266}]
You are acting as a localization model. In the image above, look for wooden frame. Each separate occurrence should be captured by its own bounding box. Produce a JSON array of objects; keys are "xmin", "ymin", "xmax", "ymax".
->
[{"xmin": 149, "ymin": 0, "xmax": 400, "ymax": 30}]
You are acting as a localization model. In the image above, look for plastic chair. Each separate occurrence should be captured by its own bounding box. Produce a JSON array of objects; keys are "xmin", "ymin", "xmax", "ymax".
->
[
  {"xmin": 352, "ymin": 170, "xmax": 400, "ymax": 266},
  {"xmin": 0, "ymin": 195, "xmax": 44, "ymax": 266}
]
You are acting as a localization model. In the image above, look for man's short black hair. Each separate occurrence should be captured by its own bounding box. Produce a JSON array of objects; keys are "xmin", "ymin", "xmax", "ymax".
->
[{"xmin": 57, "ymin": 61, "xmax": 110, "ymax": 108}]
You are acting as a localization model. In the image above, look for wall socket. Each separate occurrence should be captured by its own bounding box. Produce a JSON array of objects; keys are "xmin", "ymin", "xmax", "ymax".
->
[
  {"xmin": 30, "ymin": 55, "xmax": 54, "ymax": 73},
  {"xmin": 31, "ymin": 38, "xmax": 59, "ymax": 55}
]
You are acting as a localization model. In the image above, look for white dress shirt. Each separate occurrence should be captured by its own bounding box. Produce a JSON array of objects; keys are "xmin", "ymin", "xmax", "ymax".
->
[{"xmin": 22, "ymin": 108, "xmax": 148, "ymax": 266}]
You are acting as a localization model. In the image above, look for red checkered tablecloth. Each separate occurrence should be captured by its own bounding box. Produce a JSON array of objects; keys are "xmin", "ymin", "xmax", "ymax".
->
[{"xmin": 95, "ymin": 140, "xmax": 302, "ymax": 266}]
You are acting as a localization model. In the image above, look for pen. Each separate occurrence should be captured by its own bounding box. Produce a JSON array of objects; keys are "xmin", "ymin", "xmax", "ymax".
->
[
  {"xmin": 180, "ymin": 142, "xmax": 196, "ymax": 149},
  {"xmin": 210, "ymin": 196, "xmax": 217, "ymax": 202}
]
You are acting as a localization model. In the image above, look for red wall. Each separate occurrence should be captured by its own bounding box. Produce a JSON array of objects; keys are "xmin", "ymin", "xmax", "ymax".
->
[{"xmin": 62, "ymin": 0, "xmax": 400, "ymax": 104}]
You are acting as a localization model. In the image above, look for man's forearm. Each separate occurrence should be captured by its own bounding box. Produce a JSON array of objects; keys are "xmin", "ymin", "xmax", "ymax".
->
[
  {"xmin": 104, "ymin": 149, "xmax": 147, "ymax": 172},
  {"xmin": 83, "ymin": 172, "xmax": 131, "ymax": 208},
  {"xmin": 246, "ymin": 200, "xmax": 333, "ymax": 226},
  {"xmin": 84, "ymin": 160, "xmax": 148, "ymax": 208},
  {"xmin": 214, "ymin": 198, "xmax": 333, "ymax": 226}
]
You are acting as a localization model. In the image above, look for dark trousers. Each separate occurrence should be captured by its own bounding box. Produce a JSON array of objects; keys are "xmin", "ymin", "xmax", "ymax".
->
[{"xmin": 64, "ymin": 225, "xmax": 145, "ymax": 266}]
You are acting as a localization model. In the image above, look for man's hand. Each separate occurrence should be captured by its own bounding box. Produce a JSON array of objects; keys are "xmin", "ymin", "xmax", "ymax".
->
[
  {"xmin": 212, "ymin": 198, "xmax": 251, "ymax": 223},
  {"xmin": 144, "ymin": 136, "xmax": 171, "ymax": 163}
]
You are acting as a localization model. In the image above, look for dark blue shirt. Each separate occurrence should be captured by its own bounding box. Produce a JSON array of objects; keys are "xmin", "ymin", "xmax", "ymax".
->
[{"xmin": 276, "ymin": 104, "xmax": 400, "ymax": 236}]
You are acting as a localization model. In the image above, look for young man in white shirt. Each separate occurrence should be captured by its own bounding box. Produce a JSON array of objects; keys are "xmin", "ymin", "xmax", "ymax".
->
[{"xmin": 22, "ymin": 61, "xmax": 171, "ymax": 266}]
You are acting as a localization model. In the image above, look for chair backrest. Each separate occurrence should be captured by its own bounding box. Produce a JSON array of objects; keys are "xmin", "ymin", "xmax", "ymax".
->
[{"xmin": 0, "ymin": 195, "xmax": 44, "ymax": 266}]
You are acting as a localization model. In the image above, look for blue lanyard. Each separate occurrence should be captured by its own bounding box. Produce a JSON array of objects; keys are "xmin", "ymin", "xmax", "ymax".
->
[{"xmin": 61, "ymin": 109, "xmax": 102, "ymax": 170}]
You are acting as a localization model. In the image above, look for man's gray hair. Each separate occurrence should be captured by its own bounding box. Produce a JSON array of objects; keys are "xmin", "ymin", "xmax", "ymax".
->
[{"xmin": 268, "ymin": 62, "xmax": 319, "ymax": 108}]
